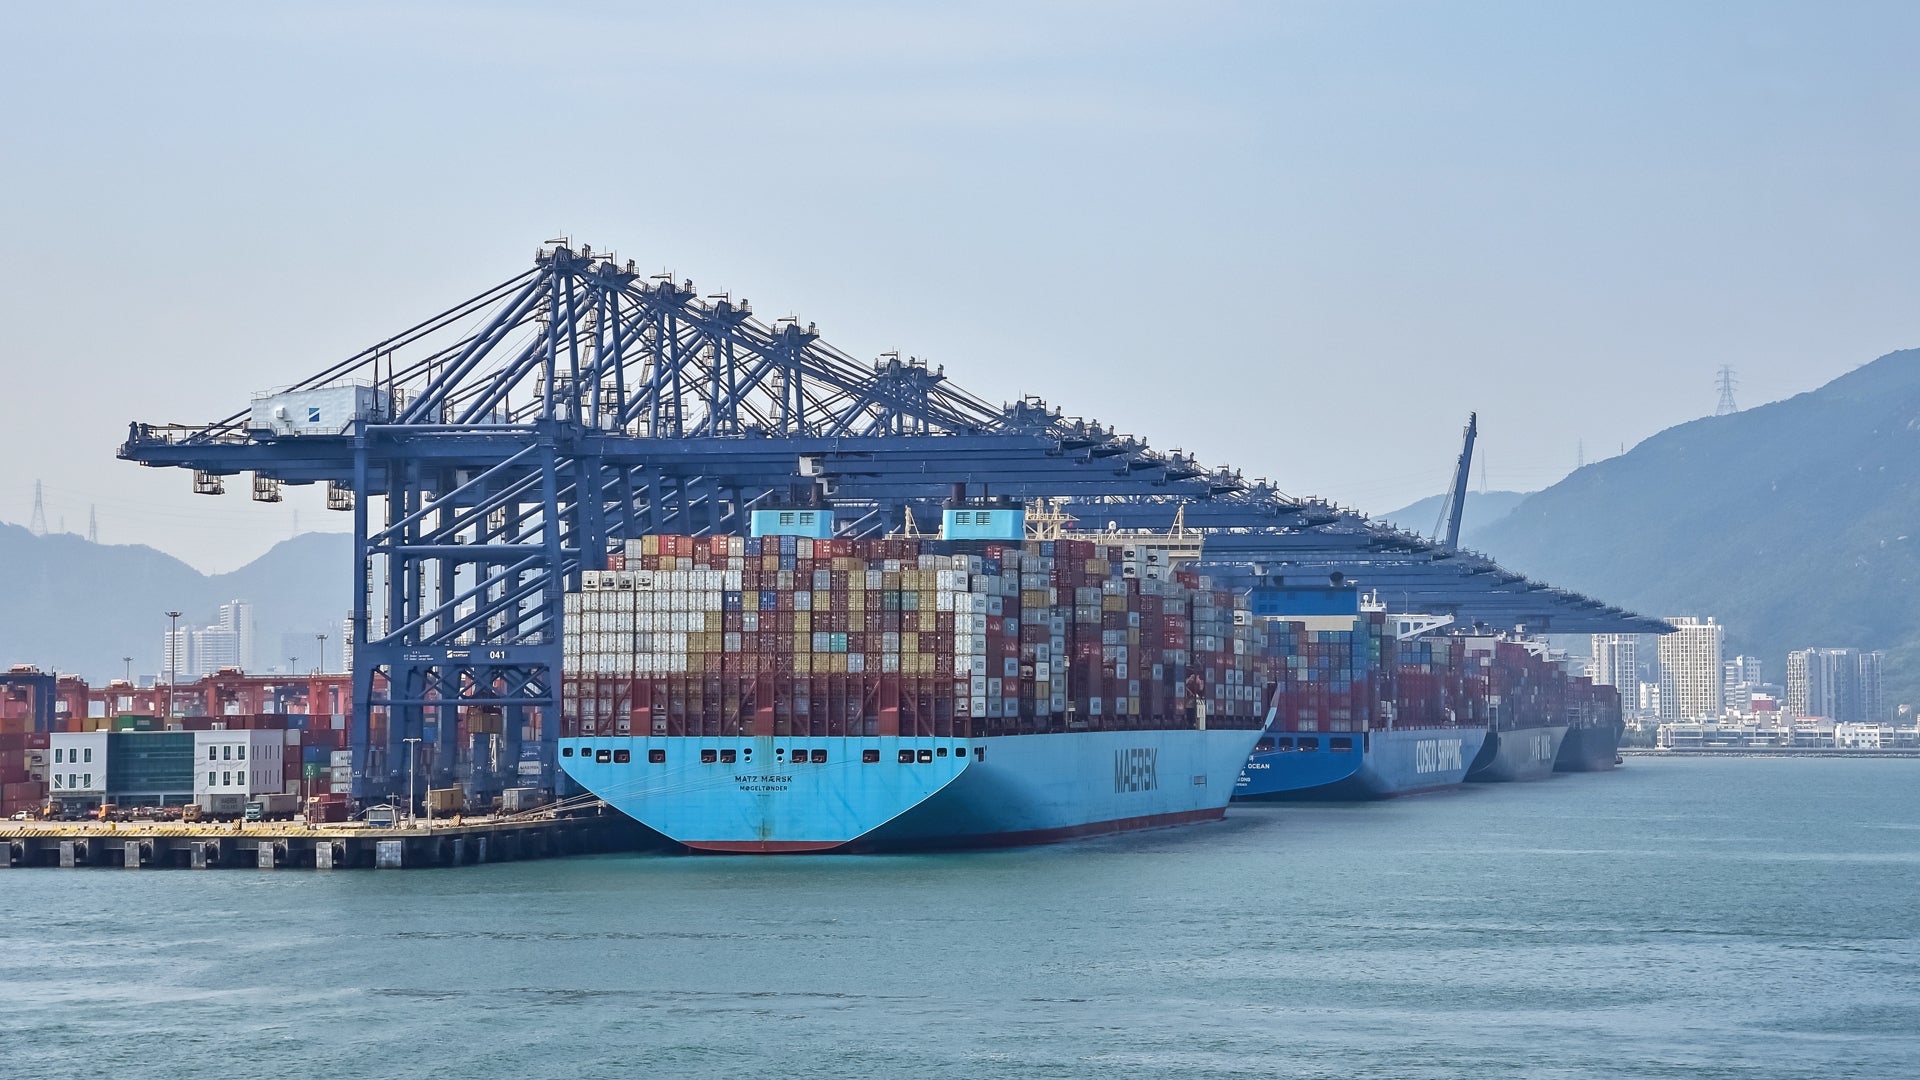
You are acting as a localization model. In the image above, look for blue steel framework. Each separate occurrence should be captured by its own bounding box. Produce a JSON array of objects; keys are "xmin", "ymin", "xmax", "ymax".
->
[{"xmin": 121, "ymin": 243, "xmax": 1662, "ymax": 802}]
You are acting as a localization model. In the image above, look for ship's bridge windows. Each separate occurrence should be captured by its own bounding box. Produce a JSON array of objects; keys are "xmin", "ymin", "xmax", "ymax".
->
[
  {"xmin": 917, "ymin": 749, "xmax": 933, "ymax": 764},
  {"xmin": 1298, "ymin": 737, "xmax": 1319, "ymax": 752},
  {"xmin": 613, "ymin": 749, "xmax": 631, "ymax": 764},
  {"xmin": 596, "ymin": 749, "xmax": 612, "ymax": 764},
  {"xmin": 863, "ymin": 749, "xmax": 881, "ymax": 764},
  {"xmin": 648, "ymin": 749, "xmax": 666, "ymax": 764},
  {"xmin": 810, "ymin": 750, "xmax": 827, "ymax": 763},
  {"xmin": 898, "ymin": 750, "xmax": 915, "ymax": 764},
  {"xmin": 700, "ymin": 749, "xmax": 718, "ymax": 764},
  {"xmin": 720, "ymin": 749, "xmax": 737, "ymax": 764}
]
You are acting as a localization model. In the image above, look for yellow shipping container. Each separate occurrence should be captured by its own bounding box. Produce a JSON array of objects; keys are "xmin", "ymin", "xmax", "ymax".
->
[
  {"xmin": 641, "ymin": 535, "xmax": 660, "ymax": 556},
  {"xmin": 794, "ymin": 612, "xmax": 811, "ymax": 634},
  {"xmin": 902, "ymin": 632, "xmax": 919, "ymax": 653}
]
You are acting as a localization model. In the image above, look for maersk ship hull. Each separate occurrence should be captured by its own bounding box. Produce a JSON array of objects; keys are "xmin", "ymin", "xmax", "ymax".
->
[
  {"xmin": 1466, "ymin": 724, "xmax": 1569, "ymax": 783},
  {"xmin": 1233, "ymin": 727, "xmax": 1490, "ymax": 800},
  {"xmin": 1555, "ymin": 721, "xmax": 1623, "ymax": 772},
  {"xmin": 559, "ymin": 728, "xmax": 1263, "ymax": 853}
]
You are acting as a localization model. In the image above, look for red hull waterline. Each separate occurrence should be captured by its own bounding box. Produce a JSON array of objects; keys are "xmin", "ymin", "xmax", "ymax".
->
[{"xmin": 680, "ymin": 806, "xmax": 1227, "ymax": 855}]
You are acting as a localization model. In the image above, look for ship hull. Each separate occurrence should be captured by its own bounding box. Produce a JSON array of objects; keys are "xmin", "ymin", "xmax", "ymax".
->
[
  {"xmin": 1466, "ymin": 725, "xmax": 1569, "ymax": 782},
  {"xmin": 1555, "ymin": 721, "xmax": 1624, "ymax": 772},
  {"xmin": 559, "ymin": 727, "xmax": 1263, "ymax": 853},
  {"xmin": 1233, "ymin": 727, "xmax": 1490, "ymax": 800}
]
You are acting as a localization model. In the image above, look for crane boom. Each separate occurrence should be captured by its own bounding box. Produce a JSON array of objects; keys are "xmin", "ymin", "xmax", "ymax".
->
[{"xmin": 1431, "ymin": 412, "xmax": 1477, "ymax": 549}]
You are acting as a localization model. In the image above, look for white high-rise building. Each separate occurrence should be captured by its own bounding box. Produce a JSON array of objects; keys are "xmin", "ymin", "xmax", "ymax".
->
[
  {"xmin": 1658, "ymin": 617, "xmax": 1724, "ymax": 721},
  {"xmin": 162, "ymin": 628, "xmax": 193, "ymax": 684},
  {"xmin": 1590, "ymin": 634, "xmax": 1640, "ymax": 705},
  {"xmin": 1724, "ymin": 655, "xmax": 1763, "ymax": 713},
  {"xmin": 216, "ymin": 600, "xmax": 256, "ymax": 673},
  {"xmin": 191, "ymin": 627, "xmax": 241, "ymax": 676},
  {"xmin": 1787, "ymin": 648, "xmax": 1885, "ymax": 723}
]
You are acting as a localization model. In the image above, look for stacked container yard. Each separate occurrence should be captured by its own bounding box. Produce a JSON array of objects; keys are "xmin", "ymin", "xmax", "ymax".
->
[
  {"xmin": 557, "ymin": 532, "xmax": 1272, "ymax": 852},
  {"xmin": 0, "ymin": 725, "xmax": 48, "ymax": 818}
]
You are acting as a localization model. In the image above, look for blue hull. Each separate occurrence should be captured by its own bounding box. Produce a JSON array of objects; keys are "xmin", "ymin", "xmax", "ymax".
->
[
  {"xmin": 560, "ymin": 728, "xmax": 1264, "ymax": 853},
  {"xmin": 1233, "ymin": 727, "xmax": 1490, "ymax": 800},
  {"xmin": 1466, "ymin": 724, "xmax": 1569, "ymax": 782}
]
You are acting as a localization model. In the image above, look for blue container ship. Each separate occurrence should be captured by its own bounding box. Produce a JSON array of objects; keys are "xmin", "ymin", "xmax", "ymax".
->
[
  {"xmin": 1236, "ymin": 725, "xmax": 1490, "ymax": 800},
  {"xmin": 556, "ymin": 507, "xmax": 1267, "ymax": 853},
  {"xmin": 560, "ymin": 728, "xmax": 1262, "ymax": 852}
]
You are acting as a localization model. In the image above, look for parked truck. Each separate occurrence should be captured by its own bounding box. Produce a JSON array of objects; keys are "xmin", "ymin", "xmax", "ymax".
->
[
  {"xmin": 244, "ymin": 793, "xmax": 300, "ymax": 822},
  {"xmin": 197, "ymin": 793, "xmax": 247, "ymax": 820}
]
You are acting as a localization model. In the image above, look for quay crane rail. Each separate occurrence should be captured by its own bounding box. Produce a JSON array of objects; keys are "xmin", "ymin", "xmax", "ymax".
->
[{"xmin": 121, "ymin": 242, "xmax": 1665, "ymax": 801}]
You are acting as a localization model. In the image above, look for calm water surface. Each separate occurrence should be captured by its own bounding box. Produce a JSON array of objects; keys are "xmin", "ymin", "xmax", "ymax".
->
[{"xmin": 4, "ymin": 757, "xmax": 1917, "ymax": 1079}]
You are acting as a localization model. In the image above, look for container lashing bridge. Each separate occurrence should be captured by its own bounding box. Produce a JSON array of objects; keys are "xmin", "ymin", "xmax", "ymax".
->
[{"xmin": 121, "ymin": 242, "xmax": 1663, "ymax": 803}]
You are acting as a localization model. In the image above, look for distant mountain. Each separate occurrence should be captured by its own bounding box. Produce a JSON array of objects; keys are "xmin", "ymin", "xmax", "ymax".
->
[
  {"xmin": 1376, "ymin": 490, "xmax": 1532, "ymax": 541},
  {"xmin": 1472, "ymin": 348, "xmax": 1920, "ymax": 715},
  {"xmin": 0, "ymin": 525, "xmax": 351, "ymax": 681}
]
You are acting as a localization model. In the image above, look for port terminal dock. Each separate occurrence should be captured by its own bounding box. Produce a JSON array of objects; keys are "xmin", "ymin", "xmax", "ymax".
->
[{"xmin": 0, "ymin": 809, "xmax": 648, "ymax": 870}]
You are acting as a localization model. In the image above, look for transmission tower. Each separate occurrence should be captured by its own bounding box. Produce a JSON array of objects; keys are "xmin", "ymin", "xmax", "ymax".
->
[
  {"xmin": 1715, "ymin": 366, "xmax": 1739, "ymax": 415},
  {"xmin": 28, "ymin": 480, "xmax": 46, "ymax": 536},
  {"xmin": 88, "ymin": 504, "xmax": 98, "ymax": 543}
]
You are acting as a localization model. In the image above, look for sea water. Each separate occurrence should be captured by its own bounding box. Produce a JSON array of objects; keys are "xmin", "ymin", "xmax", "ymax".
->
[{"xmin": 2, "ymin": 757, "xmax": 1916, "ymax": 1078}]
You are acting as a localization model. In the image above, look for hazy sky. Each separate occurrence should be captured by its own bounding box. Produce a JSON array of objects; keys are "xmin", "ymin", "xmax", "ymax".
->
[{"xmin": 3, "ymin": 1, "xmax": 1915, "ymax": 572}]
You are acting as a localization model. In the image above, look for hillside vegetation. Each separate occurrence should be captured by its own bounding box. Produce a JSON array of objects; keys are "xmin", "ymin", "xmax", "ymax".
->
[{"xmin": 1473, "ymin": 349, "xmax": 1920, "ymax": 714}]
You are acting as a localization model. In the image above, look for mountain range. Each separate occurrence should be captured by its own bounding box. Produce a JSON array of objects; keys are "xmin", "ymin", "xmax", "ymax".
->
[
  {"xmin": 0, "ymin": 525, "xmax": 352, "ymax": 681},
  {"xmin": 1436, "ymin": 348, "xmax": 1920, "ymax": 714}
]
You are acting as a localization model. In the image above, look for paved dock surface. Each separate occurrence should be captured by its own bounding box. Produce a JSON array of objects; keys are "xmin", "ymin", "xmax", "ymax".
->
[{"xmin": 0, "ymin": 811, "xmax": 642, "ymax": 869}]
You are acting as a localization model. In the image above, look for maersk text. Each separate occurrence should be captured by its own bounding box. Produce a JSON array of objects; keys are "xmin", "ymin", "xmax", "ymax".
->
[{"xmin": 1114, "ymin": 748, "xmax": 1159, "ymax": 793}]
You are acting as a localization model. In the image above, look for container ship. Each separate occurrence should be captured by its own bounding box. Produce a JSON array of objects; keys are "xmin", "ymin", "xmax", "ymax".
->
[
  {"xmin": 1050, "ymin": 524, "xmax": 1617, "ymax": 797},
  {"xmin": 555, "ymin": 507, "xmax": 1267, "ymax": 853},
  {"xmin": 1232, "ymin": 605, "xmax": 1489, "ymax": 800},
  {"xmin": 1463, "ymin": 640, "xmax": 1570, "ymax": 783},
  {"xmin": 1554, "ymin": 676, "xmax": 1625, "ymax": 772}
]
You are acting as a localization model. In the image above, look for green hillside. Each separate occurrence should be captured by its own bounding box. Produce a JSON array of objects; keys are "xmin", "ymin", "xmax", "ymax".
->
[{"xmin": 1473, "ymin": 349, "xmax": 1920, "ymax": 716}]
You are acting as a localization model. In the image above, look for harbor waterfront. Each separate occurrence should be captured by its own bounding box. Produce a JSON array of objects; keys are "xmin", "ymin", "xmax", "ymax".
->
[{"xmin": 4, "ymin": 756, "xmax": 1916, "ymax": 1079}]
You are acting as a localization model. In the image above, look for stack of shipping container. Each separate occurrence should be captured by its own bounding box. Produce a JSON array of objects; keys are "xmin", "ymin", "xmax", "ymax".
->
[
  {"xmin": 1260, "ymin": 611, "xmax": 1390, "ymax": 735},
  {"xmin": 0, "ymin": 713, "xmax": 48, "ymax": 818},
  {"xmin": 561, "ymin": 535, "xmax": 1271, "ymax": 741}
]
